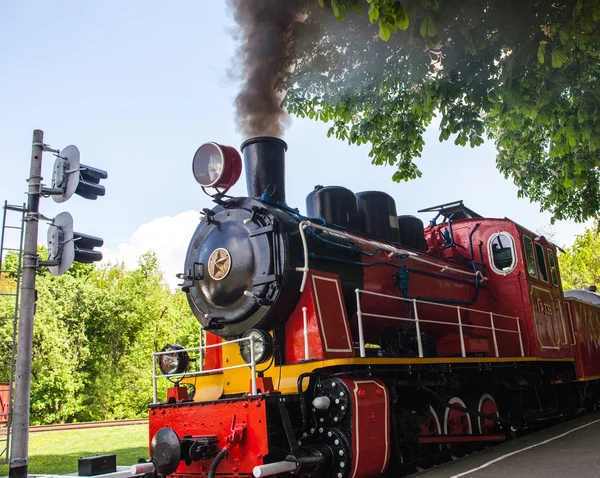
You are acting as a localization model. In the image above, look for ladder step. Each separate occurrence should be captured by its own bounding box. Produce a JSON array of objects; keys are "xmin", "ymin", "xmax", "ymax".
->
[
  {"xmin": 4, "ymin": 226, "xmax": 22, "ymax": 230},
  {"xmin": 2, "ymin": 248, "xmax": 21, "ymax": 252},
  {"xmin": 0, "ymin": 293, "xmax": 16, "ymax": 297},
  {"xmin": 3, "ymin": 205, "xmax": 26, "ymax": 213}
]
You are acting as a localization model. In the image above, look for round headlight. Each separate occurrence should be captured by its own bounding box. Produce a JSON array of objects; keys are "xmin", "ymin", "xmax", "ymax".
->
[
  {"xmin": 192, "ymin": 142, "xmax": 242, "ymax": 191},
  {"xmin": 158, "ymin": 344, "xmax": 190, "ymax": 380},
  {"xmin": 239, "ymin": 329, "xmax": 273, "ymax": 365}
]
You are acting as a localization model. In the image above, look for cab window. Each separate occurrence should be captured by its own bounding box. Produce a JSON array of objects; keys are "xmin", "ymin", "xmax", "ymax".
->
[
  {"xmin": 534, "ymin": 243, "xmax": 548, "ymax": 282},
  {"xmin": 488, "ymin": 232, "xmax": 516, "ymax": 274},
  {"xmin": 547, "ymin": 249, "xmax": 559, "ymax": 286},
  {"xmin": 523, "ymin": 236, "xmax": 538, "ymax": 279}
]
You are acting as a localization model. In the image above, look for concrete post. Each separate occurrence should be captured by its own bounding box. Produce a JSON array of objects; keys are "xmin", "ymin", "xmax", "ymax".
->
[{"xmin": 9, "ymin": 129, "xmax": 44, "ymax": 478}]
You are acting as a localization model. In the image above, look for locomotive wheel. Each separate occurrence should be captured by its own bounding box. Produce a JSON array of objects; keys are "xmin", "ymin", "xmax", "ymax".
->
[
  {"xmin": 420, "ymin": 405, "xmax": 442, "ymax": 437},
  {"xmin": 477, "ymin": 393, "xmax": 500, "ymax": 435},
  {"xmin": 417, "ymin": 405, "xmax": 442, "ymax": 469},
  {"xmin": 442, "ymin": 396, "xmax": 473, "ymax": 457},
  {"xmin": 443, "ymin": 396, "xmax": 473, "ymax": 436}
]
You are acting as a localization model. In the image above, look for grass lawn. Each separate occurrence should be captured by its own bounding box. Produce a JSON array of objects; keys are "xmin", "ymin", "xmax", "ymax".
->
[{"xmin": 0, "ymin": 424, "xmax": 149, "ymax": 476}]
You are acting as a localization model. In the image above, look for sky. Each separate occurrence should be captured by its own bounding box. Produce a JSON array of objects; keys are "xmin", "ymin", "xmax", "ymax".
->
[{"xmin": 0, "ymin": 1, "xmax": 590, "ymax": 288}]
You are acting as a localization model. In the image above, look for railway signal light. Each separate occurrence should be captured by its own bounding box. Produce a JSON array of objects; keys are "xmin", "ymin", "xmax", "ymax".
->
[
  {"xmin": 46, "ymin": 145, "xmax": 108, "ymax": 203},
  {"xmin": 45, "ymin": 211, "xmax": 104, "ymax": 276},
  {"xmin": 73, "ymin": 232, "xmax": 104, "ymax": 263},
  {"xmin": 46, "ymin": 212, "xmax": 75, "ymax": 276}
]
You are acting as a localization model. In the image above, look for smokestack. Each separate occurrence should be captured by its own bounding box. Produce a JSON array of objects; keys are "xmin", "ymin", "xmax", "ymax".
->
[{"xmin": 241, "ymin": 137, "xmax": 287, "ymax": 204}]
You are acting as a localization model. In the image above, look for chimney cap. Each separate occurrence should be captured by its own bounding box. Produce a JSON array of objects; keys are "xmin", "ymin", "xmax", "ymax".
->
[{"xmin": 240, "ymin": 136, "xmax": 288, "ymax": 152}]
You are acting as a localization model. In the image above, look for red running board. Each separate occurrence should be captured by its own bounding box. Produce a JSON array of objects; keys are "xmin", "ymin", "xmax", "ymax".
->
[{"xmin": 419, "ymin": 434, "xmax": 506, "ymax": 444}]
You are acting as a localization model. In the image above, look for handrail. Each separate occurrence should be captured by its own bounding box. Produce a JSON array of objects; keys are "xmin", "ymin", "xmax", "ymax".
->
[
  {"xmin": 357, "ymin": 288, "xmax": 518, "ymax": 320},
  {"xmin": 355, "ymin": 288, "xmax": 524, "ymax": 359},
  {"xmin": 296, "ymin": 221, "xmax": 310, "ymax": 292},
  {"xmin": 151, "ymin": 335, "xmax": 258, "ymax": 404},
  {"xmin": 296, "ymin": 221, "xmax": 483, "ymax": 286}
]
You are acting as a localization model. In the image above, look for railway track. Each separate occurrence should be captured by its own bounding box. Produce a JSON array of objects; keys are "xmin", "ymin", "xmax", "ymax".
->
[{"xmin": 0, "ymin": 418, "xmax": 148, "ymax": 434}]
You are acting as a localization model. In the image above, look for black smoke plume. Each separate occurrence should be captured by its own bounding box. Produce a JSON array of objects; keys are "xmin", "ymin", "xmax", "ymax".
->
[{"xmin": 229, "ymin": 0, "xmax": 306, "ymax": 138}]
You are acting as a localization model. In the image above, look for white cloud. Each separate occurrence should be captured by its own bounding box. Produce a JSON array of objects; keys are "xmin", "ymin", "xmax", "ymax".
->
[{"xmin": 102, "ymin": 211, "xmax": 200, "ymax": 288}]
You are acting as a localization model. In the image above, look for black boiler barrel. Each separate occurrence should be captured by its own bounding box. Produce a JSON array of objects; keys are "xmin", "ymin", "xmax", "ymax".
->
[
  {"xmin": 397, "ymin": 215, "xmax": 427, "ymax": 251},
  {"xmin": 241, "ymin": 137, "xmax": 287, "ymax": 204},
  {"xmin": 306, "ymin": 185, "xmax": 359, "ymax": 230},
  {"xmin": 356, "ymin": 191, "xmax": 400, "ymax": 243}
]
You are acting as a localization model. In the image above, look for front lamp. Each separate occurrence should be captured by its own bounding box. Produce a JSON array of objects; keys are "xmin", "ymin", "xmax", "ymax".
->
[
  {"xmin": 239, "ymin": 329, "xmax": 273, "ymax": 365},
  {"xmin": 192, "ymin": 142, "xmax": 242, "ymax": 194},
  {"xmin": 158, "ymin": 344, "xmax": 190, "ymax": 382}
]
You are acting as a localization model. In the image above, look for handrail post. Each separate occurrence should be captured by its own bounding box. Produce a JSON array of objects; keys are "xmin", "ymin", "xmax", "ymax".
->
[
  {"xmin": 296, "ymin": 222, "xmax": 310, "ymax": 292},
  {"xmin": 152, "ymin": 353, "xmax": 158, "ymax": 404},
  {"xmin": 355, "ymin": 289, "xmax": 366, "ymax": 358},
  {"xmin": 412, "ymin": 299, "xmax": 424, "ymax": 358},
  {"xmin": 199, "ymin": 328, "xmax": 205, "ymax": 372},
  {"xmin": 456, "ymin": 307, "xmax": 466, "ymax": 358},
  {"xmin": 516, "ymin": 318, "xmax": 525, "ymax": 357},
  {"xmin": 302, "ymin": 306, "xmax": 310, "ymax": 361},
  {"xmin": 489, "ymin": 312, "xmax": 499, "ymax": 357},
  {"xmin": 250, "ymin": 336, "xmax": 257, "ymax": 396}
]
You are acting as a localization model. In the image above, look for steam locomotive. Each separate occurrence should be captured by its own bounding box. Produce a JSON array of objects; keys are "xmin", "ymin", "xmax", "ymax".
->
[{"xmin": 147, "ymin": 137, "xmax": 600, "ymax": 478}]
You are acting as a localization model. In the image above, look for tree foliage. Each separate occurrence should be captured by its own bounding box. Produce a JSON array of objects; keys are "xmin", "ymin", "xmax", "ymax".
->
[
  {"xmin": 282, "ymin": 0, "xmax": 600, "ymax": 223},
  {"xmin": 0, "ymin": 252, "xmax": 198, "ymax": 424},
  {"xmin": 558, "ymin": 222, "xmax": 600, "ymax": 290}
]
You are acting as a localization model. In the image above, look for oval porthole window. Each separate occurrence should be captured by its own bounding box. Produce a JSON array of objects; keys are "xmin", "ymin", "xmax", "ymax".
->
[{"xmin": 488, "ymin": 232, "xmax": 517, "ymax": 275}]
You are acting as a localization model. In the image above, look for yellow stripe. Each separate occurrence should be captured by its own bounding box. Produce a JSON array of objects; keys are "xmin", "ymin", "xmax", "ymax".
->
[
  {"xmin": 576, "ymin": 374, "xmax": 600, "ymax": 382},
  {"xmin": 321, "ymin": 356, "xmax": 574, "ymax": 366},
  {"xmin": 182, "ymin": 347, "xmax": 575, "ymax": 402}
]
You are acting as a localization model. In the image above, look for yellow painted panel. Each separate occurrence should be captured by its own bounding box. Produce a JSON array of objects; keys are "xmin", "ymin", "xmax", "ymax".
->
[{"xmin": 179, "ymin": 355, "xmax": 574, "ymax": 401}]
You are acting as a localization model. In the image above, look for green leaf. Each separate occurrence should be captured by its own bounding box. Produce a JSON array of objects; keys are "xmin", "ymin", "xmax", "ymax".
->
[
  {"xmin": 559, "ymin": 28, "xmax": 569, "ymax": 45},
  {"xmin": 368, "ymin": 2, "xmax": 379, "ymax": 23},
  {"xmin": 537, "ymin": 42, "xmax": 546, "ymax": 64},
  {"xmin": 379, "ymin": 23, "xmax": 391, "ymax": 41},
  {"xmin": 426, "ymin": 13, "xmax": 437, "ymax": 37},
  {"xmin": 332, "ymin": 0, "xmax": 344, "ymax": 20},
  {"xmin": 419, "ymin": 17, "xmax": 427, "ymax": 38},
  {"xmin": 396, "ymin": 4, "xmax": 409, "ymax": 30},
  {"xmin": 551, "ymin": 49, "xmax": 568, "ymax": 68}
]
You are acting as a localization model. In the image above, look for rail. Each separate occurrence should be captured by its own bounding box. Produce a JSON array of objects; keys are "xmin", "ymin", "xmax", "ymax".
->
[
  {"xmin": 296, "ymin": 220, "xmax": 484, "ymax": 293},
  {"xmin": 355, "ymin": 289, "xmax": 524, "ymax": 359},
  {"xmin": 152, "ymin": 335, "xmax": 259, "ymax": 404},
  {"xmin": 0, "ymin": 419, "xmax": 149, "ymax": 434}
]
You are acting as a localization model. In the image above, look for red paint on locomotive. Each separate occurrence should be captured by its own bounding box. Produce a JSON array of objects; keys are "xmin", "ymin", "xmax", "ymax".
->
[
  {"xmin": 337, "ymin": 378, "xmax": 390, "ymax": 478},
  {"xmin": 149, "ymin": 398, "xmax": 268, "ymax": 477},
  {"xmin": 285, "ymin": 270, "xmax": 354, "ymax": 363}
]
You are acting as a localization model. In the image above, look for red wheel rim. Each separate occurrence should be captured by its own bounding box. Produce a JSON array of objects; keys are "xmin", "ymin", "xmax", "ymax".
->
[
  {"xmin": 477, "ymin": 393, "xmax": 499, "ymax": 434},
  {"xmin": 419, "ymin": 405, "xmax": 441, "ymax": 436},
  {"xmin": 443, "ymin": 397, "xmax": 472, "ymax": 435}
]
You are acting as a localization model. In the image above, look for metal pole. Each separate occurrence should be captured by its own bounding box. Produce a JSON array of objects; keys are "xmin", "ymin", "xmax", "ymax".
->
[
  {"xmin": 10, "ymin": 130, "xmax": 44, "ymax": 478},
  {"xmin": 250, "ymin": 336, "xmax": 257, "ymax": 396},
  {"xmin": 355, "ymin": 289, "xmax": 366, "ymax": 358},
  {"xmin": 198, "ymin": 326, "xmax": 204, "ymax": 372},
  {"xmin": 412, "ymin": 299, "xmax": 424, "ymax": 358},
  {"xmin": 152, "ymin": 353, "xmax": 158, "ymax": 404},
  {"xmin": 456, "ymin": 307, "xmax": 466, "ymax": 358},
  {"xmin": 516, "ymin": 318, "xmax": 525, "ymax": 357},
  {"xmin": 302, "ymin": 307, "xmax": 310, "ymax": 361},
  {"xmin": 489, "ymin": 312, "xmax": 499, "ymax": 357}
]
